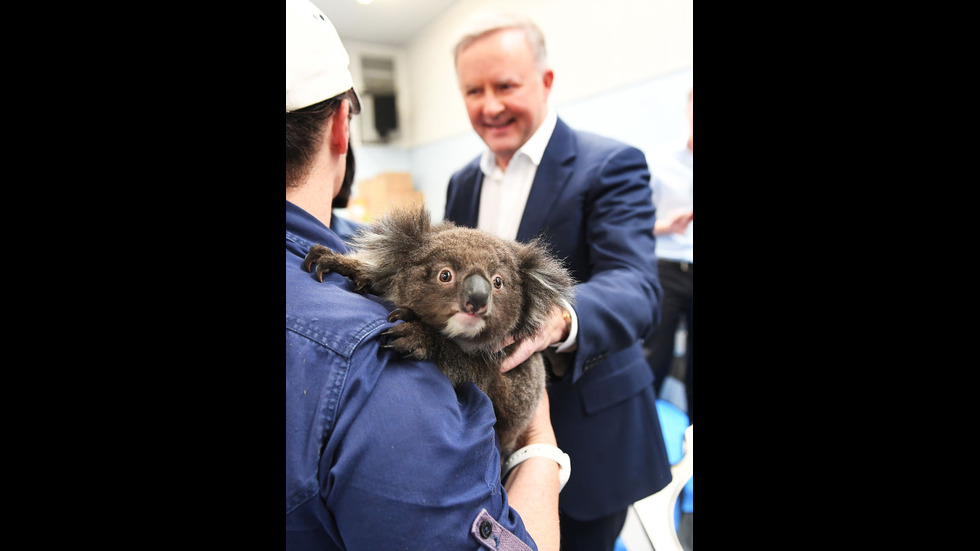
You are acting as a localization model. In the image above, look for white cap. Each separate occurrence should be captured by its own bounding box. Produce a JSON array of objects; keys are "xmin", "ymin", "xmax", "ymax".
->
[{"xmin": 286, "ymin": 0, "xmax": 355, "ymax": 112}]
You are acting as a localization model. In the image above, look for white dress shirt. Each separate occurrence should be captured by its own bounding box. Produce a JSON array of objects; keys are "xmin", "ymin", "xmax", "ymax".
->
[
  {"xmin": 649, "ymin": 142, "xmax": 693, "ymax": 263},
  {"xmin": 474, "ymin": 108, "xmax": 577, "ymax": 352},
  {"xmin": 476, "ymin": 108, "xmax": 557, "ymax": 241}
]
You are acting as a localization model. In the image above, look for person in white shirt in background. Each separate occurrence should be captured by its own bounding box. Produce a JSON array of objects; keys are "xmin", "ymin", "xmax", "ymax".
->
[{"xmin": 644, "ymin": 89, "xmax": 694, "ymax": 423}]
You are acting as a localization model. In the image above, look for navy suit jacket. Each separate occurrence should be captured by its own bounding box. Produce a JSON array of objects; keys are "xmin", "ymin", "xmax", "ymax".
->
[{"xmin": 445, "ymin": 118, "xmax": 673, "ymax": 520}]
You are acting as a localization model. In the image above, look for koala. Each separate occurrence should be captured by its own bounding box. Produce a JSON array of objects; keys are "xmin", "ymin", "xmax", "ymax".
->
[{"xmin": 303, "ymin": 206, "xmax": 575, "ymax": 454}]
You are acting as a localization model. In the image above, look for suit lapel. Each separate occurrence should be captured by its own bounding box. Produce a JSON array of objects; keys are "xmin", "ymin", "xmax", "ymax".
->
[
  {"xmin": 448, "ymin": 161, "xmax": 484, "ymax": 228},
  {"xmin": 516, "ymin": 118, "xmax": 577, "ymax": 243},
  {"xmin": 460, "ymin": 170, "xmax": 484, "ymax": 228}
]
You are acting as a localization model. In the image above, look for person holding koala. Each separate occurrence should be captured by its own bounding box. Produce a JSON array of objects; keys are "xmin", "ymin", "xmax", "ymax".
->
[
  {"xmin": 285, "ymin": 1, "xmax": 560, "ymax": 549},
  {"xmin": 445, "ymin": 12, "xmax": 674, "ymax": 551}
]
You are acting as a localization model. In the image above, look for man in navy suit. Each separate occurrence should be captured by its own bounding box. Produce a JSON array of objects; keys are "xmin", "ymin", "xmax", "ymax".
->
[{"xmin": 446, "ymin": 12, "xmax": 674, "ymax": 551}]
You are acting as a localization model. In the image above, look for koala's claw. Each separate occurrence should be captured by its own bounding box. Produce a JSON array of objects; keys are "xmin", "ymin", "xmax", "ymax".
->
[
  {"xmin": 303, "ymin": 245, "xmax": 328, "ymax": 271},
  {"xmin": 304, "ymin": 245, "xmax": 333, "ymax": 282},
  {"xmin": 387, "ymin": 307, "xmax": 419, "ymax": 323},
  {"xmin": 381, "ymin": 322, "xmax": 434, "ymax": 361},
  {"xmin": 304, "ymin": 244, "xmax": 370, "ymax": 289}
]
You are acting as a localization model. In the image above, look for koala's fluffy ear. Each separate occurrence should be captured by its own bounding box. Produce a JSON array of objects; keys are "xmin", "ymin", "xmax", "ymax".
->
[
  {"xmin": 512, "ymin": 238, "xmax": 576, "ymax": 341},
  {"xmin": 350, "ymin": 206, "xmax": 434, "ymax": 291},
  {"xmin": 370, "ymin": 206, "xmax": 431, "ymax": 244}
]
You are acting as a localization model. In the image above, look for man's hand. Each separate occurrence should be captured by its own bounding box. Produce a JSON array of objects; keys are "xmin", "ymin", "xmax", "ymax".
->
[
  {"xmin": 500, "ymin": 305, "xmax": 570, "ymax": 373},
  {"xmin": 654, "ymin": 209, "xmax": 694, "ymax": 236}
]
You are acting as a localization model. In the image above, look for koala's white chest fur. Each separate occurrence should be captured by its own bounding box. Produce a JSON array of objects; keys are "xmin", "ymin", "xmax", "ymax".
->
[{"xmin": 443, "ymin": 311, "xmax": 488, "ymax": 349}]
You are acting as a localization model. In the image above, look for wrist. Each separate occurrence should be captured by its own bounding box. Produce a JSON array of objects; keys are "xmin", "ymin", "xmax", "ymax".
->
[
  {"xmin": 502, "ymin": 444, "xmax": 571, "ymax": 491},
  {"xmin": 514, "ymin": 421, "xmax": 557, "ymax": 450},
  {"xmin": 559, "ymin": 307, "xmax": 572, "ymax": 341},
  {"xmin": 551, "ymin": 299, "xmax": 577, "ymax": 354}
]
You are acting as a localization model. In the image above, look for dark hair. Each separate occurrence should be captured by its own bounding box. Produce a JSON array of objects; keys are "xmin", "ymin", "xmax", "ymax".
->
[
  {"xmin": 286, "ymin": 88, "xmax": 360, "ymax": 189},
  {"xmin": 332, "ymin": 143, "xmax": 356, "ymax": 209}
]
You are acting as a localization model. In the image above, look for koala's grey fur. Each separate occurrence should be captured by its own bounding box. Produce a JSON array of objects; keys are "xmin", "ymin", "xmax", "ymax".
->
[{"xmin": 304, "ymin": 207, "xmax": 575, "ymax": 454}]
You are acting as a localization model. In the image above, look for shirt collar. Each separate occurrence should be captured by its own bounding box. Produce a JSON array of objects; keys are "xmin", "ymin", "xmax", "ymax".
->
[
  {"xmin": 286, "ymin": 200, "xmax": 349, "ymax": 255},
  {"xmin": 480, "ymin": 107, "xmax": 557, "ymax": 175}
]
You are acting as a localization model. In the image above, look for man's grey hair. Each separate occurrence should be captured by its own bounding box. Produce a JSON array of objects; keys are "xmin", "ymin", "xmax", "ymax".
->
[{"xmin": 453, "ymin": 12, "xmax": 548, "ymax": 74}]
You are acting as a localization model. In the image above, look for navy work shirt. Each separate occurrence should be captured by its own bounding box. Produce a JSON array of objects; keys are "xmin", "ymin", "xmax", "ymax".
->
[{"xmin": 286, "ymin": 201, "xmax": 536, "ymax": 550}]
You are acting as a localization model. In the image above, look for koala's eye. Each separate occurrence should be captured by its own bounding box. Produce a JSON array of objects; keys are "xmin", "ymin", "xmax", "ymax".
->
[
  {"xmin": 492, "ymin": 276, "xmax": 503, "ymax": 289},
  {"xmin": 438, "ymin": 269, "xmax": 454, "ymax": 283}
]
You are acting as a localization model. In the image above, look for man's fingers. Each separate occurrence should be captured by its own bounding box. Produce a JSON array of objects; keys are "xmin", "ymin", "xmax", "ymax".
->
[{"xmin": 501, "ymin": 338, "xmax": 537, "ymax": 373}]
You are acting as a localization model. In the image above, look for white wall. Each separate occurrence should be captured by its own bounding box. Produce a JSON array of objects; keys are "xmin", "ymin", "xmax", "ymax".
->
[{"xmin": 345, "ymin": 0, "xmax": 693, "ymax": 221}]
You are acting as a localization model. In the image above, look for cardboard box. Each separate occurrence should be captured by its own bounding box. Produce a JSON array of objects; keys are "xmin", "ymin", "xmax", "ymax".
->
[{"xmin": 352, "ymin": 172, "xmax": 424, "ymax": 222}]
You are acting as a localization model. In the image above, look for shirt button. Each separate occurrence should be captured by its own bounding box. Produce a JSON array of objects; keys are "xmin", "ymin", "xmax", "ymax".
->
[{"xmin": 479, "ymin": 520, "xmax": 492, "ymax": 539}]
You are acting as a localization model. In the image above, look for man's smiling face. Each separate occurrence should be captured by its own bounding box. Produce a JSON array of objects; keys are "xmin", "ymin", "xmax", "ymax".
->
[{"xmin": 456, "ymin": 28, "xmax": 553, "ymax": 170}]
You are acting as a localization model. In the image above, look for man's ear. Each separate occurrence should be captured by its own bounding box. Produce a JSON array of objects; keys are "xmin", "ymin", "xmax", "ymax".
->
[
  {"xmin": 541, "ymin": 69, "xmax": 554, "ymax": 96},
  {"xmin": 329, "ymin": 99, "xmax": 351, "ymax": 154}
]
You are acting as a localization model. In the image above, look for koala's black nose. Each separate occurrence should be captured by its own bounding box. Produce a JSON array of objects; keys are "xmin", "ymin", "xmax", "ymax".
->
[{"xmin": 462, "ymin": 274, "xmax": 490, "ymax": 314}]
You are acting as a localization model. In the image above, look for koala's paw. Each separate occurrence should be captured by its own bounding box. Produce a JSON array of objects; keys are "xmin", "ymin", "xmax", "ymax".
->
[
  {"xmin": 303, "ymin": 245, "xmax": 337, "ymax": 283},
  {"xmin": 387, "ymin": 307, "xmax": 419, "ymax": 323},
  {"xmin": 303, "ymin": 245, "xmax": 371, "ymax": 291},
  {"xmin": 382, "ymin": 321, "xmax": 436, "ymax": 361}
]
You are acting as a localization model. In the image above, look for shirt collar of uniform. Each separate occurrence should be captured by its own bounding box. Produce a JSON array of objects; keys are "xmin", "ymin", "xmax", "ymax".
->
[
  {"xmin": 286, "ymin": 200, "xmax": 349, "ymax": 255},
  {"xmin": 480, "ymin": 107, "xmax": 557, "ymax": 176}
]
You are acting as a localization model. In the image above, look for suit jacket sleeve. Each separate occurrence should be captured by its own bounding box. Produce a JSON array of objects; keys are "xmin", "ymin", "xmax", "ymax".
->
[{"xmin": 567, "ymin": 144, "xmax": 662, "ymax": 383}]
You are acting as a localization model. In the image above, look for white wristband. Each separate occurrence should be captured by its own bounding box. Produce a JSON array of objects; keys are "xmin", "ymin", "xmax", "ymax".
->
[{"xmin": 502, "ymin": 444, "xmax": 571, "ymax": 491}]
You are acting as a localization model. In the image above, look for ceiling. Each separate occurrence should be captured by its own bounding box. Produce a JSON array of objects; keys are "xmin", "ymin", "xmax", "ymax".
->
[{"xmin": 313, "ymin": 0, "xmax": 462, "ymax": 46}]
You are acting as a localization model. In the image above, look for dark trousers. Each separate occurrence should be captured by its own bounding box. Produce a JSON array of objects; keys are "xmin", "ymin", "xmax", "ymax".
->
[
  {"xmin": 559, "ymin": 508, "xmax": 629, "ymax": 551},
  {"xmin": 644, "ymin": 259, "xmax": 694, "ymax": 423}
]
